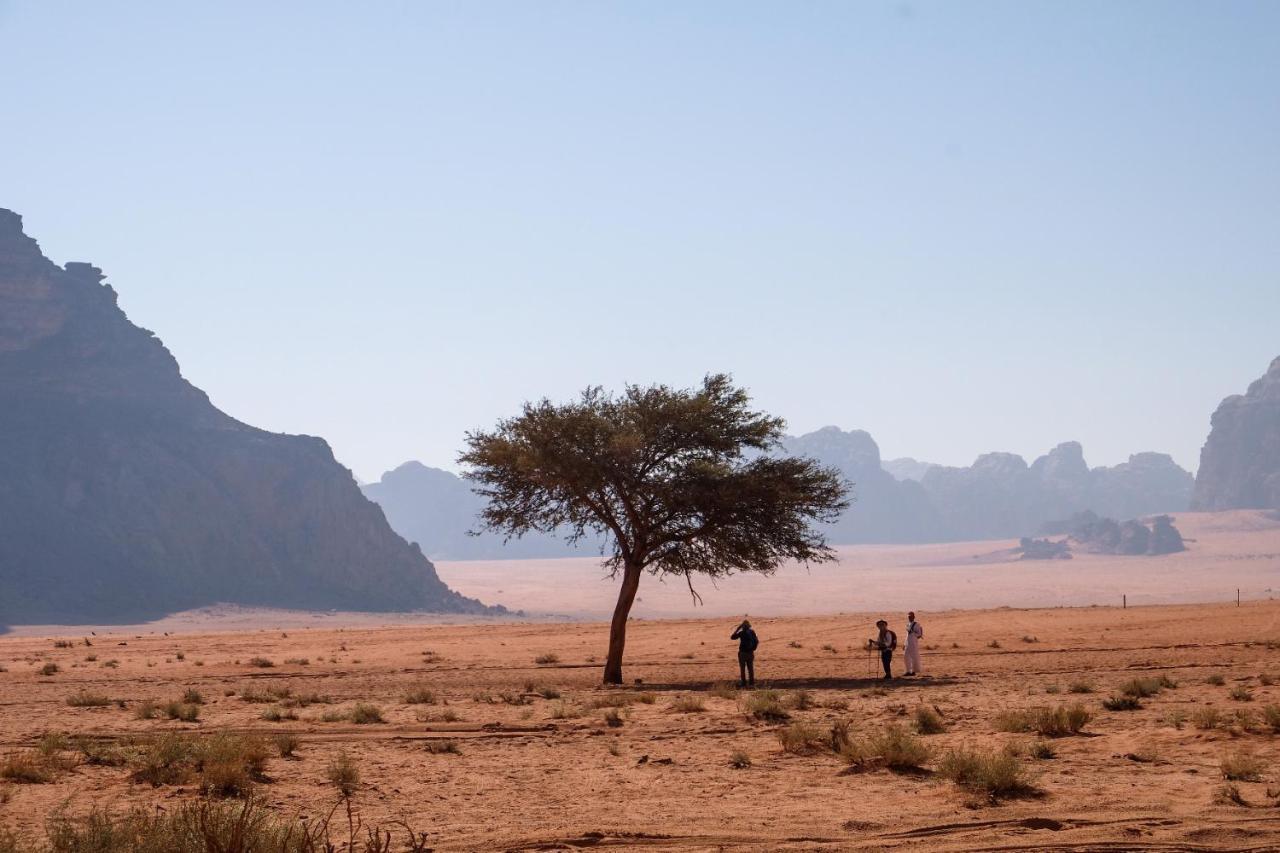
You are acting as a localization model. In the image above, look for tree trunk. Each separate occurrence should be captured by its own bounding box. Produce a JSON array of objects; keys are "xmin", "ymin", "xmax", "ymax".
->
[{"xmin": 603, "ymin": 562, "xmax": 642, "ymax": 684}]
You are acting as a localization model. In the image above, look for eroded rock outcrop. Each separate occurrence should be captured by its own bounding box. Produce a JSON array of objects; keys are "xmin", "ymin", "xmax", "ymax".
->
[
  {"xmin": 0, "ymin": 209, "xmax": 493, "ymax": 624},
  {"xmin": 1191, "ymin": 356, "xmax": 1280, "ymax": 510}
]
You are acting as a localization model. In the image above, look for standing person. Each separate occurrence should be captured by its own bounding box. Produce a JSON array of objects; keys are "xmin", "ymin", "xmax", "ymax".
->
[
  {"xmin": 730, "ymin": 619, "xmax": 759, "ymax": 687},
  {"xmin": 904, "ymin": 611, "xmax": 924, "ymax": 676},
  {"xmin": 874, "ymin": 619, "xmax": 897, "ymax": 680}
]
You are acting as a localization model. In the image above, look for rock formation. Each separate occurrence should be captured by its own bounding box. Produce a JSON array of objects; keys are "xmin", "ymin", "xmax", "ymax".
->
[
  {"xmin": 0, "ymin": 209, "xmax": 492, "ymax": 624},
  {"xmin": 882, "ymin": 457, "xmax": 936, "ymax": 482},
  {"xmin": 1191, "ymin": 356, "xmax": 1280, "ymax": 510},
  {"xmin": 779, "ymin": 427, "xmax": 944, "ymax": 543},
  {"xmin": 362, "ymin": 462, "xmax": 599, "ymax": 560}
]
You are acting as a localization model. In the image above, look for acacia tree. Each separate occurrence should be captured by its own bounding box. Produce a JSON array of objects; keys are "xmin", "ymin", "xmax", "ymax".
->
[{"xmin": 459, "ymin": 374, "xmax": 850, "ymax": 684}]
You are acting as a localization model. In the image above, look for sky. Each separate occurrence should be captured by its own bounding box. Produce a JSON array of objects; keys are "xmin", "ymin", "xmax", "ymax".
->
[{"xmin": 2, "ymin": 1, "xmax": 1277, "ymax": 482}]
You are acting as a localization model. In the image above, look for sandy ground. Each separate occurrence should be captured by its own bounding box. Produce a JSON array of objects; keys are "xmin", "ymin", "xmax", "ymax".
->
[
  {"xmin": 2, "ymin": 601, "xmax": 1280, "ymax": 851},
  {"xmin": 1, "ymin": 509, "xmax": 1278, "ymax": 850}
]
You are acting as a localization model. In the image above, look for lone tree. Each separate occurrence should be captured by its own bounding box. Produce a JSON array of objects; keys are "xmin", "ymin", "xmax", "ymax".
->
[{"xmin": 459, "ymin": 374, "xmax": 849, "ymax": 684}]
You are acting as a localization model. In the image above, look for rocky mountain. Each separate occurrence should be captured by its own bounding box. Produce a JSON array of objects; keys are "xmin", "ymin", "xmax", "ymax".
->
[
  {"xmin": 920, "ymin": 441, "xmax": 1193, "ymax": 541},
  {"xmin": 0, "ymin": 209, "xmax": 491, "ymax": 625},
  {"xmin": 362, "ymin": 462, "xmax": 598, "ymax": 560},
  {"xmin": 882, "ymin": 457, "xmax": 936, "ymax": 482},
  {"xmin": 778, "ymin": 427, "xmax": 944, "ymax": 543},
  {"xmin": 1191, "ymin": 356, "xmax": 1280, "ymax": 510}
]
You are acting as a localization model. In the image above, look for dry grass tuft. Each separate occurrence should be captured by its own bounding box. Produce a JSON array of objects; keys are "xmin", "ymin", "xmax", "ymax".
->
[
  {"xmin": 936, "ymin": 746, "xmax": 1035, "ymax": 799},
  {"xmin": 742, "ymin": 690, "xmax": 789, "ymax": 722},
  {"xmin": 841, "ymin": 725, "xmax": 930, "ymax": 771},
  {"xmin": 65, "ymin": 691, "xmax": 111, "ymax": 708},
  {"xmin": 1220, "ymin": 751, "xmax": 1263, "ymax": 782},
  {"xmin": 670, "ymin": 695, "xmax": 706, "ymax": 714},
  {"xmin": 534, "ymin": 653, "xmax": 560, "ymax": 665},
  {"xmin": 776, "ymin": 721, "xmax": 827, "ymax": 754},
  {"xmin": 1102, "ymin": 694, "xmax": 1142, "ymax": 711},
  {"xmin": 995, "ymin": 705, "xmax": 1090, "ymax": 736},
  {"xmin": 913, "ymin": 706, "xmax": 946, "ymax": 735},
  {"xmin": 423, "ymin": 739, "xmax": 461, "ymax": 755},
  {"xmin": 326, "ymin": 751, "xmax": 359, "ymax": 797},
  {"xmin": 402, "ymin": 685, "xmax": 439, "ymax": 705},
  {"xmin": 729, "ymin": 750, "xmax": 752, "ymax": 769}
]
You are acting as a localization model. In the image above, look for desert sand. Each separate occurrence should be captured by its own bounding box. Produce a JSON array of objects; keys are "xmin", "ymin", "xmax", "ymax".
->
[{"xmin": 2, "ymin": 511, "xmax": 1279, "ymax": 850}]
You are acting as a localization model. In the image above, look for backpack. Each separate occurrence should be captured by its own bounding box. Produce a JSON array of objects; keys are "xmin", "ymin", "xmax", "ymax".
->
[{"xmin": 745, "ymin": 629, "xmax": 759, "ymax": 653}]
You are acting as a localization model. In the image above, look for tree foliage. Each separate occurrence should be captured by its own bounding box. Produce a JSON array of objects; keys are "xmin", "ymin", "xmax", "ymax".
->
[{"xmin": 460, "ymin": 374, "xmax": 849, "ymax": 683}]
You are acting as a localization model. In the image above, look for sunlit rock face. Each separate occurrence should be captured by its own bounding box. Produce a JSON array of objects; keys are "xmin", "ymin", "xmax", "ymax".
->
[
  {"xmin": 0, "ymin": 209, "xmax": 493, "ymax": 624},
  {"xmin": 1192, "ymin": 356, "xmax": 1280, "ymax": 511}
]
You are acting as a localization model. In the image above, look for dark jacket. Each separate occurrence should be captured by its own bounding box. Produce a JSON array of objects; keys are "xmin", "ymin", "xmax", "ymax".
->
[{"xmin": 731, "ymin": 625, "xmax": 759, "ymax": 655}]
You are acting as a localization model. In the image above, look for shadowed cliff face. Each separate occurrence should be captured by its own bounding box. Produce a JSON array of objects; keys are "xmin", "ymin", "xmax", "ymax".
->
[
  {"xmin": 0, "ymin": 209, "xmax": 494, "ymax": 624},
  {"xmin": 1192, "ymin": 356, "xmax": 1280, "ymax": 511}
]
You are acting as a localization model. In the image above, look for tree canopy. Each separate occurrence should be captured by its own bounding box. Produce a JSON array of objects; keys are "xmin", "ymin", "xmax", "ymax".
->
[{"xmin": 459, "ymin": 374, "xmax": 850, "ymax": 683}]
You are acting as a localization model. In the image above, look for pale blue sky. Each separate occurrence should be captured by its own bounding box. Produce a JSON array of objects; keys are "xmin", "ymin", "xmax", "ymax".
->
[{"xmin": 2, "ymin": 1, "xmax": 1277, "ymax": 481}]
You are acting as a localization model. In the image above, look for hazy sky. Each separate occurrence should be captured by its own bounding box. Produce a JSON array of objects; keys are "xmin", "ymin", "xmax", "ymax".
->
[{"xmin": 2, "ymin": 1, "xmax": 1277, "ymax": 481}]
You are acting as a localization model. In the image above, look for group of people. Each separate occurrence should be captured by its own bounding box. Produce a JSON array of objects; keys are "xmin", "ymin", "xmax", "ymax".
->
[{"xmin": 730, "ymin": 612, "xmax": 924, "ymax": 687}]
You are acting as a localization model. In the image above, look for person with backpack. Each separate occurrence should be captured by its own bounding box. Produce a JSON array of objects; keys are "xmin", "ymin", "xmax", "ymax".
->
[
  {"xmin": 730, "ymin": 619, "xmax": 759, "ymax": 687},
  {"xmin": 874, "ymin": 619, "xmax": 897, "ymax": 680}
]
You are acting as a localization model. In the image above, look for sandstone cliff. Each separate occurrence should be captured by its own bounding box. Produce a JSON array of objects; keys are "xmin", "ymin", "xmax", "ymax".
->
[
  {"xmin": 1191, "ymin": 356, "xmax": 1280, "ymax": 510},
  {"xmin": 0, "ymin": 209, "xmax": 492, "ymax": 624}
]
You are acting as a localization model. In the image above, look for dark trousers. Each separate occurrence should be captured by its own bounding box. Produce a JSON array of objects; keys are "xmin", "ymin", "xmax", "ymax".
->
[
  {"xmin": 881, "ymin": 649, "xmax": 893, "ymax": 679},
  {"xmin": 738, "ymin": 651, "xmax": 755, "ymax": 685}
]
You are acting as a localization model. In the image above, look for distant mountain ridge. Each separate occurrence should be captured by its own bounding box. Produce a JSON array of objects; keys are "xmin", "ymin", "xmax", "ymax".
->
[
  {"xmin": 366, "ymin": 428, "xmax": 1193, "ymax": 555},
  {"xmin": 0, "ymin": 208, "xmax": 492, "ymax": 624}
]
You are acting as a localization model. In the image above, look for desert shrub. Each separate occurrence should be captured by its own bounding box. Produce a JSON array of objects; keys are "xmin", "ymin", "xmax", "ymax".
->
[
  {"xmin": 913, "ymin": 706, "xmax": 946, "ymax": 735},
  {"xmin": 1120, "ymin": 678, "xmax": 1163, "ymax": 699},
  {"xmin": 534, "ymin": 653, "xmax": 560, "ymax": 665},
  {"xmin": 164, "ymin": 701, "xmax": 200, "ymax": 722},
  {"xmin": 283, "ymin": 658, "xmax": 309, "ymax": 666},
  {"xmin": 1021, "ymin": 635, "xmax": 1038, "ymax": 644},
  {"xmin": 247, "ymin": 657, "xmax": 274, "ymax": 668},
  {"xmin": 1206, "ymin": 673, "xmax": 1226, "ymax": 686},
  {"xmin": 39, "ymin": 663, "xmax": 58, "ymax": 677},
  {"xmin": 198, "ymin": 733, "xmax": 269, "ymax": 798},
  {"xmin": 260, "ymin": 707, "xmax": 298, "ymax": 722},
  {"xmin": 1261, "ymin": 704, "xmax": 1280, "ymax": 732},
  {"xmin": 128, "ymin": 732, "xmax": 199, "ymax": 786},
  {"xmin": 134, "ymin": 700, "xmax": 160, "ymax": 720},
  {"xmin": 1215, "ymin": 783, "xmax": 1248, "ymax": 806},
  {"xmin": 789, "ymin": 690, "xmax": 815, "ymax": 711},
  {"xmin": 348, "ymin": 703, "xmax": 384, "ymax": 724},
  {"xmin": 1194, "ymin": 707, "xmax": 1222, "ymax": 730},
  {"xmin": 53, "ymin": 641, "xmax": 73, "ymax": 649},
  {"xmin": 937, "ymin": 746, "xmax": 1034, "ymax": 798},
  {"xmin": 742, "ymin": 690, "xmax": 789, "ymax": 722},
  {"xmin": 1028, "ymin": 740, "xmax": 1057, "ymax": 760},
  {"xmin": 327, "ymin": 752, "xmax": 359, "ymax": 797},
  {"xmin": 829, "ymin": 720, "xmax": 853, "ymax": 753},
  {"xmin": 174, "ymin": 651, "xmax": 184, "ymax": 661},
  {"xmin": 535, "ymin": 685, "xmax": 561, "ymax": 700},
  {"xmin": 1220, "ymin": 751, "xmax": 1263, "ymax": 781},
  {"xmin": 1067, "ymin": 681, "xmax": 1094, "ymax": 694},
  {"xmin": 841, "ymin": 725, "xmax": 930, "ymax": 770},
  {"xmin": 0, "ymin": 751, "xmax": 54, "ymax": 784},
  {"xmin": 821, "ymin": 643, "xmax": 836, "ymax": 653},
  {"xmin": 317, "ymin": 710, "xmax": 346, "ymax": 723},
  {"xmin": 66, "ymin": 692, "xmax": 111, "ymax": 708},
  {"xmin": 987, "ymin": 640, "xmax": 1001, "ymax": 649},
  {"xmin": 402, "ymin": 686, "xmax": 438, "ymax": 705},
  {"xmin": 75, "ymin": 737, "xmax": 128, "ymax": 767},
  {"xmin": 670, "ymin": 695, "xmax": 705, "ymax": 713},
  {"xmin": 776, "ymin": 721, "xmax": 827, "ymax": 754},
  {"xmin": 1229, "ymin": 685, "xmax": 1254, "ymax": 702},
  {"xmin": 272, "ymin": 733, "xmax": 300, "ymax": 758},
  {"xmin": 549, "ymin": 702, "xmax": 582, "ymax": 720},
  {"xmin": 996, "ymin": 705, "xmax": 1090, "ymax": 735},
  {"xmin": 787, "ymin": 640, "xmax": 803, "ymax": 649},
  {"xmin": 602, "ymin": 708, "xmax": 624, "ymax": 728},
  {"xmin": 1163, "ymin": 709, "xmax": 1188, "ymax": 729},
  {"xmin": 1044, "ymin": 684, "xmax": 1061, "ymax": 695},
  {"xmin": 1103, "ymin": 695, "xmax": 1142, "ymax": 712},
  {"xmin": 181, "ymin": 688, "xmax": 204, "ymax": 705},
  {"xmin": 729, "ymin": 750, "xmax": 752, "ymax": 769},
  {"xmin": 423, "ymin": 739, "xmax": 460, "ymax": 755}
]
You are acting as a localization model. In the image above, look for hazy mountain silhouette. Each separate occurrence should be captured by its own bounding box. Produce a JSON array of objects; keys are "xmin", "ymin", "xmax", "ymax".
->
[
  {"xmin": 362, "ymin": 462, "xmax": 601, "ymax": 560},
  {"xmin": 1192, "ymin": 355, "xmax": 1280, "ymax": 510},
  {"xmin": 366, "ymin": 428, "xmax": 1192, "ymax": 554},
  {"xmin": 0, "ymin": 209, "xmax": 493, "ymax": 624},
  {"xmin": 882, "ymin": 457, "xmax": 937, "ymax": 482}
]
